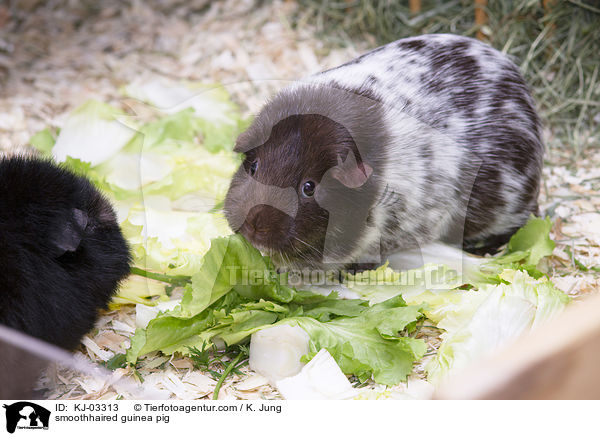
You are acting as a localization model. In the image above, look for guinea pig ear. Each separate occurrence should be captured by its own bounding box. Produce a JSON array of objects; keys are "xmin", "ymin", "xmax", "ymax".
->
[
  {"xmin": 234, "ymin": 131, "xmax": 252, "ymax": 153},
  {"xmin": 330, "ymin": 152, "xmax": 373, "ymax": 189},
  {"xmin": 51, "ymin": 208, "xmax": 89, "ymax": 256}
]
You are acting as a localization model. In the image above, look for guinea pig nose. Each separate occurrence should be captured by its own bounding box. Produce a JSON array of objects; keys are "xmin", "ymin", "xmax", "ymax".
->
[
  {"xmin": 244, "ymin": 205, "xmax": 271, "ymax": 234},
  {"xmin": 241, "ymin": 204, "xmax": 292, "ymax": 246}
]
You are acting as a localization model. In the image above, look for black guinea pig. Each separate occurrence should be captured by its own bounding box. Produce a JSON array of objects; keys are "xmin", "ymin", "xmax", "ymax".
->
[
  {"xmin": 224, "ymin": 34, "xmax": 543, "ymax": 270},
  {"xmin": 0, "ymin": 156, "xmax": 131, "ymax": 350}
]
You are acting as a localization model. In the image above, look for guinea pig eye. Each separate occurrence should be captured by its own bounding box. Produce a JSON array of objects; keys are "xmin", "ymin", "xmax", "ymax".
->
[
  {"xmin": 249, "ymin": 160, "xmax": 258, "ymax": 176},
  {"xmin": 301, "ymin": 181, "xmax": 316, "ymax": 198}
]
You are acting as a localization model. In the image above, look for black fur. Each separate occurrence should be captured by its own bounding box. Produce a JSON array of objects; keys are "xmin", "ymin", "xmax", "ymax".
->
[{"xmin": 0, "ymin": 156, "xmax": 131, "ymax": 350}]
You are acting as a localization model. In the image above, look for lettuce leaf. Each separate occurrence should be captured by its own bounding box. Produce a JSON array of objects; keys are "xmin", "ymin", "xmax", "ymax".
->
[
  {"xmin": 125, "ymin": 234, "xmax": 426, "ymax": 385},
  {"xmin": 124, "ymin": 234, "xmax": 340, "ymax": 361},
  {"xmin": 281, "ymin": 296, "xmax": 427, "ymax": 385},
  {"xmin": 347, "ymin": 262, "xmax": 462, "ymax": 304},
  {"xmin": 31, "ymin": 95, "xmax": 244, "ymax": 284},
  {"xmin": 425, "ymin": 269, "xmax": 569, "ymax": 385},
  {"xmin": 52, "ymin": 100, "xmax": 137, "ymax": 166},
  {"xmin": 348, "ymin": 216, "xmax": 558, "ymax": 305},
  {"xmin": 341, "ymin": 216, "xmax": 567, "ymax": 386},
  {"xmin": 475, "ymin": 216, "xmax": 556, "ymax": 282},
  {"xmin": 109, "ymin": 275, "xmax": 169, "ymax": 309},
  {"xmin": 123, "ymin": 80, "xmax": 251, "ymax": 152},
  {"xmin": 29, "ymin": 128, "xmax": 56, "ymax": 154},
  {"xmin": 507, "ymin": 216, "xmax": 555, "ymax": 266}
]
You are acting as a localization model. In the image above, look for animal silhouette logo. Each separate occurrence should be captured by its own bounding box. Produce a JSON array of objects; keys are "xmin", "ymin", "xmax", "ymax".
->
[{"xmin": 3, "ymin": 402, "xmax": 50, "ymax": 433}]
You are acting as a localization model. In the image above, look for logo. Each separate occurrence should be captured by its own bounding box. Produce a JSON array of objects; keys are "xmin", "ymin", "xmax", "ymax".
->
[{"xmin": 3, "ymin": 402, "xmax": 50, "ymax": 433}]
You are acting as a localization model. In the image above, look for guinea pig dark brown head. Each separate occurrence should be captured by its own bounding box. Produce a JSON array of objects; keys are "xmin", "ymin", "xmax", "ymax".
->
[{"xmin": 224, "ymin": 113, "xmax": 380, "ymax": 269}]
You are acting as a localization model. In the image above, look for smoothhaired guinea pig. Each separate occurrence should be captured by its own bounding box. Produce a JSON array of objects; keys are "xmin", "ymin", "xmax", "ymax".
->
[
  {"xmin": 224, "ymin": 34, "xmax": 543, "ymax": 270},
  {"xmin": 0, "ymin": 156, "xmax": 131, "ymax": 350}
]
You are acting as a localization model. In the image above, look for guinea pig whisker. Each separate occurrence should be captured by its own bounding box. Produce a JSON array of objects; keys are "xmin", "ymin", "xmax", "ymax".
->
[
  {"xmin": 293, "ymin": 236, "xmax": 321, "ymax": 256},
  {"xmin": 290, "ymin": 241, "xmax": 322, "ymax": 270}
]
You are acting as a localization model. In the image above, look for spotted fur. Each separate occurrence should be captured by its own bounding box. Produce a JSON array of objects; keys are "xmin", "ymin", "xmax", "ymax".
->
[{"xmin": 225, "ymin": 34, "xmax": 544, "ymax": 269}]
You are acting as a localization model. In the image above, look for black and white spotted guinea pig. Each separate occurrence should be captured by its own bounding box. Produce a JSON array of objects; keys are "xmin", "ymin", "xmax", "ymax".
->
[
  {"xmin": 224, "ymin": 34, "xmax": 543, "ymax": 270},
  {"xmin": 0, "ymin": 156, "xmax": 131, "ymax": 350}
]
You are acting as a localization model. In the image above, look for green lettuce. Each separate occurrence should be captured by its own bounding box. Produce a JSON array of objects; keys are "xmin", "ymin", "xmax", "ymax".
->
[
  {"xmin": 125, "ymin": 234, "xmax": 349, "ymax": 360},
  {"xmin": 30, "ymin": 128, "xmax": 56, "ymax": 154},
  {"xmin": 342, "ymin": 216, "xmax": 567, "ymax": 386},
  {"xmin": 346, "ymin": 262, "xmax": 462, "ymax": 304},
  {"xmin": 281, "ymin": 296, "xmax": 427, "ymax": 385},
  {"xmin": 508, "ymin": 216, "xmax": 555, "ymax": 266},
  {"xmin": 51, "ymin": 100, "xmax": 137, "ymax": 166},
  {"xmin": 30, "ymin": 93, "xmax": 245, "ymax": 284},
  {"xmin": 125, "ymin": 234, "xmax": 426, "ymax": 385},
  {"xmin": 348, "ymin": 216, "xmax": 558, "ymax": 306},
  {"xmin": 109, "ymin": 275, "xmax": 170, "ymax": 309},
  {"xmin": 123, "ymin": 80, "xmax": 250, "ymax": 152},
  {"xmin": 425, "ymin": 269, "xmax": 569, "ymax": 385},
  {"xmin": 473, "ymin": 216, "xmax": 556, "ymax": 283}
]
